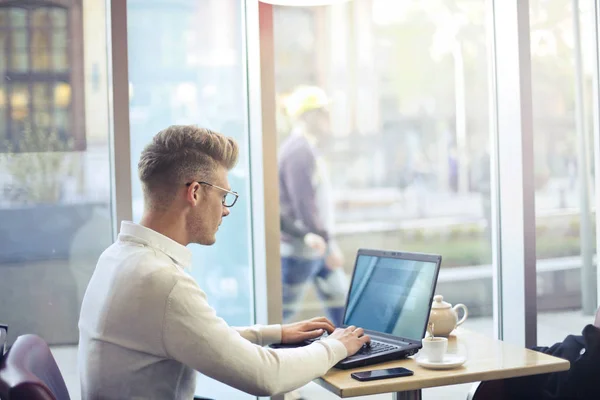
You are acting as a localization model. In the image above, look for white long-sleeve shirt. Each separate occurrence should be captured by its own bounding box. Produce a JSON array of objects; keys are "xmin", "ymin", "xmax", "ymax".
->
[{"xmin": 78, "ymin": 221, "xmax": 347, "ymax": 399}]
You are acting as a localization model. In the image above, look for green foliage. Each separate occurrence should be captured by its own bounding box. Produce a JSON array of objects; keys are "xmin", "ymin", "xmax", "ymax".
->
[{"xmin": 1, "ymin": 125, "xmax": 75, "ymax": 204}]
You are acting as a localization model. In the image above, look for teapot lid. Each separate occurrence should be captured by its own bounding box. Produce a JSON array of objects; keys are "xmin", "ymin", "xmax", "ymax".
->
[{"xmin": 431, "ymin": 294, "xmax": 451, "ymax": 309}]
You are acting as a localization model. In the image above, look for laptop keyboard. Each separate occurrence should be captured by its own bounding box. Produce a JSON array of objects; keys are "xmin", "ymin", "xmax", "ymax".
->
[
  {"xmin": 356, "ymin": 340, "xmax": 400, "ymax": 355},
  {"xmin": 304, "ymin": 335, "xmax": 403, "ymax": 357}
]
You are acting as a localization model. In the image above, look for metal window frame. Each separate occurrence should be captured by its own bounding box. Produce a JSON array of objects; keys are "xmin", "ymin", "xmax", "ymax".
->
[
  {"xmin": 594, "ymin": 0, "xmax": 600, "ymax": 309},
  {"xmin": 245, "ymin": 0, "xmax": 282, "ymax": 332},
  {"xmin": 108, "ymin": 0, "xmax": 132, "ymax": 237},
  {"xmin": 490, "ymin": 0, "xmax": 537, "ymax": 347}
]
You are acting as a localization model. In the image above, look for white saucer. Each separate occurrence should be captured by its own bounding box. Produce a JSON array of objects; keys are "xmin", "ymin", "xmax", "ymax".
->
[{"xmin": 414, "ymin": 354, "xmax": 467, "ymax": 370}]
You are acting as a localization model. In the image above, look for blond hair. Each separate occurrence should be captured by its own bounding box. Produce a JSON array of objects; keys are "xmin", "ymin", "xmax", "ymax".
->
[{"xmin": 138, "ymin": 125, "xmax": 239, "ymax": 208}]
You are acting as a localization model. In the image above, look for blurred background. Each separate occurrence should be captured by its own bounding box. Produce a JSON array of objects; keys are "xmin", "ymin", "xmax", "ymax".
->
[{"xmin": 0, "ymin": 0, "xmax": 598, "ymax": 399}]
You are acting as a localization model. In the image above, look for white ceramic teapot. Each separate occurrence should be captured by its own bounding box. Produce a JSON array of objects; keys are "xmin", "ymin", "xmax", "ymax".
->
[{"xmin": 427, "ymin": 295, "xmax": 468, "ymax": 337}]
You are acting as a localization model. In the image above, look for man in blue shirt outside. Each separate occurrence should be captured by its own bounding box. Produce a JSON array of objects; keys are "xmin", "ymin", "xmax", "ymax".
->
[{"xmin": 278, "ymin": 86, "xmax": 348, "ymax": 326}]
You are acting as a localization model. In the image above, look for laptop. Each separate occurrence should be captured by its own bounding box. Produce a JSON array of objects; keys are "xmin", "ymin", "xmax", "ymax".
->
[{"xmin": 274, "ymin": 249, "xmax": 442, "ymax": 369}]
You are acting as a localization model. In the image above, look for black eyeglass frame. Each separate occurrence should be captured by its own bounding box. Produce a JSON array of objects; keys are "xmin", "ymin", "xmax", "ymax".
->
[{"xmin": 185, "ymin": 181, "xmax": 239, "ymax": 207}]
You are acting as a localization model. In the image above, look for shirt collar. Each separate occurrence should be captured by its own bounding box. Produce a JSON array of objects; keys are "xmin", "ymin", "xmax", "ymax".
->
[{"xmin": 118, "ymin": 221, "xmax": 192, "ymax": 269}]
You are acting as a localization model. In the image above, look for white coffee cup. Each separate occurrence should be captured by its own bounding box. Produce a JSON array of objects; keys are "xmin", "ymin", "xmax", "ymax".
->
[{"xmin": 421, "ymin": 337, "xmax": 448, "ymax": 363}]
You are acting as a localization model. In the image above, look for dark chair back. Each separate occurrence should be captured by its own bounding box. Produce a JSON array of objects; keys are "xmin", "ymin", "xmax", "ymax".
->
[
  {"xmin": 0, "ymin": 325, "xmax": 7, "ymax": 356},
  {"xmin": 0, "ymin": 334, "xmax": 70, "ymax": 400},
  {"xmin": 468, "ymin": 379, "xmax": 506, "ymax": 400}
]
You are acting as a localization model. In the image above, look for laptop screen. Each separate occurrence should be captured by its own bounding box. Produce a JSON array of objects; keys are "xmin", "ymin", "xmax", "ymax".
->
[{"xmin": 343, "ymin": 252, "xmax": 439, "ymax": 342}]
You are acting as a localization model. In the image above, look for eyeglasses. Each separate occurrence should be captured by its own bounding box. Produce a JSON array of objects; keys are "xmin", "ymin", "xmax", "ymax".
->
[{"xmin": 186, "ymin": 181, "xmax": 239, "ymax": 208}]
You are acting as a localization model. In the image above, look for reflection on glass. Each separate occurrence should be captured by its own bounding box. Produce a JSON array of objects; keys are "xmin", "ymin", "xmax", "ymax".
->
[{"xmin": 345, "ymin": 254, "xmax": 438, "ymax": 341}]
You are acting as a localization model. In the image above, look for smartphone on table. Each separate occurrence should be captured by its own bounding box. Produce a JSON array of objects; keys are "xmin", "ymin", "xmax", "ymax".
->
[{"xmin": 350, "ymin": 367, "xmax": 414, "ymax": 382}]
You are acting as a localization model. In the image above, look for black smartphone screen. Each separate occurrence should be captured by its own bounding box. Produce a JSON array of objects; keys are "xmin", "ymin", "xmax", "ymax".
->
[{"xmin": 351, "ymin": 367, "xmax": 414, "ymax": 381}]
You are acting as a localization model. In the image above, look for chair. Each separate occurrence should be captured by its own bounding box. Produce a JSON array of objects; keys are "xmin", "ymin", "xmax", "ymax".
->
[
  {"xmin": 466, "ymin": 379, "xmax": 505, "ymax": 400},
  {"xmin": 0, "ymin": 334, "xmax": 70, "ymax": 400},
  {"xmin": 0, "ymin": 325, "xmax": 7, "ymax": 356},
  {"xmin": 468, "ymin": 306, "xmax": 600, "ymax": 400}
]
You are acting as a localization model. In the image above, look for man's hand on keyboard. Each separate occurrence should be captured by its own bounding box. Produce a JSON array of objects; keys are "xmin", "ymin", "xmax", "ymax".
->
[
  {"xmin": 281, "ymin": 316, "xmax": 336, "ymax": 344},
  {"xmin": 329, "ymin": 325, "xmax": 371, "ymax": 356}
]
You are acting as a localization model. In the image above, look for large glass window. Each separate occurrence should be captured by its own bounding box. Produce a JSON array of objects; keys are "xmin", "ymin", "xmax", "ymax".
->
[
  {"xmin": 529, "ymin": 0, "xmax": 598, "ymax": 345},
  {"xmin": 0, "ymin": 0, "xmax": 112, "ymax": 397},
  {"xmin": 127, "ymin": 1, "xmax": 254, "ymax": 398},
  {"xmin": 273, "ymin": 1, "xmax": 491, "ymax": 398}
]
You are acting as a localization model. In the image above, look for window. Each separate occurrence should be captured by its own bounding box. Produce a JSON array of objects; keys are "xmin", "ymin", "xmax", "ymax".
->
[
  {"xmin": 127, "ymin": 1, "xmax": 257, "ymax": 398},
  {"xmin": 0, "ymin": 0, "xmax": 85, "ymax": 152},
  {"xmin": 0, "ymin": 1, "xmax": 111, "ymax": 397},
  {"xmin": 529, "ymin": 0, "xmax": 597, "ymax": 345},
  {"xmin": 273, "ymin": 1, "xmax": 492, "ymax": 398}
]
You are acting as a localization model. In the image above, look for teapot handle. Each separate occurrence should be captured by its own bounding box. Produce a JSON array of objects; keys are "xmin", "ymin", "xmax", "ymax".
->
[{"xmin": 453, "ymin": 303, "xmax": 468, "ymax": 327}]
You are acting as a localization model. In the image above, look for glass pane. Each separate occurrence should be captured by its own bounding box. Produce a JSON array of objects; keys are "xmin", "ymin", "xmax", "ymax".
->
[
  {"xmin": 53, "ymin": 30, "xmax": 68, "ymax": 48},
  {"xmin": 0, "ymin": 88, "xmax": 5, "ymax": 139},
  {"xmin": 0, "ymin": 4, "xmax": 112, "ymax": 400},
  {"xmin": 274, "ymin": 1, "xmax": 492, "ymax": 398},
  {"xmin": 10, "ymin": 83, "xmax": 29, "ymax": 123},
  {"xmin": 50, "ymin": 8, "xmax": 68, "ymax": 28},
  {"xmin": 10, "ymin": 30, "xmax": 29, "ymax": 71},
  {"xmin": 31, "ymin": 29, "xmax": 51, "ymax": 71},
  {"xmin": 32, "ymin": 8, "xmax": 50, "ymax": 27},
  {"xmin": 53, "ymin": 47, "xmax": 69, "ymax": 71},
  {"xmin": 54, "ymin": 82, "xmax": 71, "ymax": 108},
  {"xmin": 34, "ymin": 109, "xmax": 51, "ymax": 128},
  {"xmin": 32, "ymin": 83, "xmax": 50, "ymax": 107},
  {"xmin": 11, "ymin": 29, "xmax": 27, "ymax": 48},
  {"xmin": 10, "ymin": 51, "xmax": 28, "ymax": 71},
  {"xmin": 127, "ymin": 1, "xmax": 254, "ymax": 398},
  {"xmin": 52, "ymin": 30, "xmax": 69, "ymax": 71},
  {"xmin": 53, "ymin": 108, "xmax": 69, "ymax": 137},
  {"xmin": 0, "ymin": 9, "xmax": 7, "ymax": 27},
  {"xmin": 530, "ymin": 0, "xmax": 598, "ymax": 346},
  {"xmin": 0, "ymin": 31, "xmax": 6, "ymax": 73},
  {"xmin": 9, "ymin": 8, "xmax": 26, "ymax": 28}
]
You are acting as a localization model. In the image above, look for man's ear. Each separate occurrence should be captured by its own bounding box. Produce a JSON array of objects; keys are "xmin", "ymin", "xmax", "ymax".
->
[{"xmin": 186, "ymin": 182, "xmax": 201, "ymax": 206}]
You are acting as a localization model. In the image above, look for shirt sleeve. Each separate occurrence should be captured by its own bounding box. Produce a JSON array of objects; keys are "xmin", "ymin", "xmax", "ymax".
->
[
  {"xmin": 162, "ymin": 276, "xmax": 347, "ymax": 396},
  {"xmin": 233, "ymin": 325, "xmax": 282, "ymax": 346}
]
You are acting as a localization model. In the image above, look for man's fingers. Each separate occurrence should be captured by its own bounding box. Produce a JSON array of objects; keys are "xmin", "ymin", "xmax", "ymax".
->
[
  {"xmin": 360, "ymin": 334, "xmax": 371, "ymax": 344},
  {"xmin": 306, "ymin": 318, "xmax": 335, "ymax": 333},
  {"xmin": 310, "ymin": 317, "xmax": 335, "ymax": 329},
  {"xmin": 345, "ymin": 325, "xmax": 356, "ymax": 333},
  {"xmin": 304, "ymin": 322, "xmax": 335, "ymax": 333},
  {"xmin": 302, "ymin": 329, "xmax": 325, "ymax": 340},
  {"xmin": 353, "ymin": 327, "xmax": 365, "ymax": 337}
]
